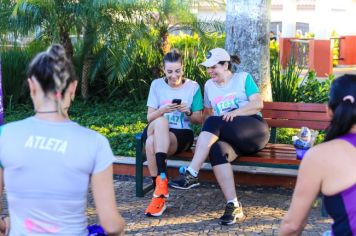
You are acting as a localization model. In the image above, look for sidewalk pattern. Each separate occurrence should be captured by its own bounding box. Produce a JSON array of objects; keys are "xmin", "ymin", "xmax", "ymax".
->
[{"xmin": 86, "ymin": 175, "xmax": 332, "ymax": 236}]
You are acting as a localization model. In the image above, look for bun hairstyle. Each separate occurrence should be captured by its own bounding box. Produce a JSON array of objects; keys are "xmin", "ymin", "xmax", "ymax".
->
[
  {"xmin": 163, "ymin": 48, "xmax": 182, "ymax": 66},
  {"xmin": 28, "ymin": 44, "xmax": 76, "ymax": 117},
  {"xmin": 218, "ymin": 55, "xmax": 241, "ymax": 71},
  {"xmin": 325, "ymin": 74, "xmax": 356, "ymax": 141}
]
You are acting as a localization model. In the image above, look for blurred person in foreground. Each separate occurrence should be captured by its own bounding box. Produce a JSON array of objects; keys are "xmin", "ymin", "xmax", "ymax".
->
[
  {"xmin": 0, "ymin": 44, "xmax": 125, "ymax": 236},
  {"xmin": 279, "ymin": 74, "xmax": 356, "ymax": 236}
]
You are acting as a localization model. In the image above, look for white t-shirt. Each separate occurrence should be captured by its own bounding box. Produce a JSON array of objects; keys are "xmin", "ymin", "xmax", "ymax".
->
[
  {"xmin": 147, "ymin": 78, "xmax": 203, "ymax": 129},
  {"xmin": 204, "ymin": 72, "xmax": 260, "ymax": 116},
  {"xmin": 0, "ymin": 117, "xmax": 116, "ymax": 236}
]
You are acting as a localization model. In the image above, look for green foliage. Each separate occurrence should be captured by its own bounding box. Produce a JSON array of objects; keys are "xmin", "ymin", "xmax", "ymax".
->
[
  {"xmin": 331, "ymin": 30, "xmax": 339, "ymax": 67},
  {"xmin": 269, "ymin": 39, "xmax": 279, "ymax": 63},
  {"xmin": 1, "ymin": 47, "xmax": 32, "ymax": 109},
  {"xmin": 296, "ymin": 71, "xmax": 334, "ymax": 103},
  {"xmin": 270, "ymin": 57, "xmax": 303, "ymax": 102},
  {"xmin": 0, "ymin": 40, "xmax": 49, "ymax": 109},
  {"xmin": 276, "ymin": 128, "xmax": 325, "ymax": 145}
]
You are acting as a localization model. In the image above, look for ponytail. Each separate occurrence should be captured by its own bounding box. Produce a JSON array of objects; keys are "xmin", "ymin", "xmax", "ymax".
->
[
  {"xmin": 218, "ymin": 55, "xmax": 241, "ymax": 71},
  {"xmin": 325, "ymin": 100, "xmax": 356, "ymax": 141},
  {"xmin": 324, "ymin": 74, "xmax": 356, "ymax": 141}
]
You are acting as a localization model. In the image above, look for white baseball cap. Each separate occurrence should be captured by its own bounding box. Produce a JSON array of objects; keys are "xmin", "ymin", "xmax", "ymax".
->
[{"xmin": 200, "ymin": 48, "xmax": 231, "ymax": 67}]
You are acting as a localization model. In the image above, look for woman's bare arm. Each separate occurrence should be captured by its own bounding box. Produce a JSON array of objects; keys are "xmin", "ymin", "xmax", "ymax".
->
[{"xmin": 91, "ymin": 165, "xmax": 125, "ymax": 236}]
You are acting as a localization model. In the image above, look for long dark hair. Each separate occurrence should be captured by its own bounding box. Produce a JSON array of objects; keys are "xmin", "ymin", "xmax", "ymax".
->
[
  {"xmin": 28, "ymin": 44, "xmax": 76, "ymax": 116},
  {"xmin": 325, "ymin": 74, "xmax": 356, "ymax": 141}
]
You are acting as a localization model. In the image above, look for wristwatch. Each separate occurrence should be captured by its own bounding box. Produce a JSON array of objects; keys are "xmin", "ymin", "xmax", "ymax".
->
[{"xmin": 186, "ymin": 109, "xmax": 193, "ymax": 116}]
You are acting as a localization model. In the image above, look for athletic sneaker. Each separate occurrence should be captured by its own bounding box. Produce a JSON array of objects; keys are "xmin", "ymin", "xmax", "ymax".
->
[
  {"xmin": 145, "ymin": 197, "xmax": 167, "ymax": 217},
  {"xmin": 169, "ymin": 170, "xmax": 200, "ymax": 189},
  {"xmin": 153, "ymin": 175, "xmax": 169, "ymax": 198},
  {"xmin": 219, "ymin": 202, "xmax": 244, "ymax": 225}
]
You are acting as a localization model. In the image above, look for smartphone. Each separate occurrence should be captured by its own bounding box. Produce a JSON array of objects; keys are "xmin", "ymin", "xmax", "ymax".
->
[{"xmin": 172, "ymin": 98, "xmax": 182, "ymax": 105}]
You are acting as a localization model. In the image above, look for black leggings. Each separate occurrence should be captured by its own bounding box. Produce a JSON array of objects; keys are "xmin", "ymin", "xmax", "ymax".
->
[{"xmin": 202, "ymin": 115, "xmax": 270, "ymax": 166}]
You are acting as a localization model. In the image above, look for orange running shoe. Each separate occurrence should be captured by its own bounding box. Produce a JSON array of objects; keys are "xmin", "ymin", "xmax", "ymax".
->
[
  {"xmin": 153, "ymin": 175, "xmax": 169, "ymax": 198},
  {"xmin": 145, "ymin": 197, "xmax": 167, "ymax": 217}
]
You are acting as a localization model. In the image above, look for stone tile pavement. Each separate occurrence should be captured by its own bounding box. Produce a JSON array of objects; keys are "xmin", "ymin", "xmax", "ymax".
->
[{"xmin": 87, "ymin": 175, "xmax": 332, "ymax": 236}]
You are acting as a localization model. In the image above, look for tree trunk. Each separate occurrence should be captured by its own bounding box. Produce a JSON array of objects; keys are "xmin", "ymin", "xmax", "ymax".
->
[
  {"xmin": 59, "ymin": 26, "xmax": 74, "ymax": 60},
  {"xmin": 225, "ymin": 0, "xmax": 272, "ymax": 101},
  {"xmin": 81, "ymin": 56, "xmax": 91, "ymax": 100},
  {"xmin": 161, "ymin": 31, "xmax": 171, "ymax": 55}
]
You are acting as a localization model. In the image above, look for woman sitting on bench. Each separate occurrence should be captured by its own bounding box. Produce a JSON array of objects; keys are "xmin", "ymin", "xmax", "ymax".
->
[
  {"xmin": 143, "ymin": 49, "xmax": 203, "ymax": 217},
  {"xmin": 280, "ymin": 74, "xmax": 356, "ymax": 236},
  {"xmin": 170, "ymin": 48, "xmax": 270, "ymax": 225}
]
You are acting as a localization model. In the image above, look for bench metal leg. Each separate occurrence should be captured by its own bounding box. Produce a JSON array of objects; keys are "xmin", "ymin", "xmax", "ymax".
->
[
  {"xmin": 135, "ymin": 133, "xmax": 145, "ymax": 197},
  {"xmin": 135, "ymin": 133, "xmax": 154, "ymax": 197}
]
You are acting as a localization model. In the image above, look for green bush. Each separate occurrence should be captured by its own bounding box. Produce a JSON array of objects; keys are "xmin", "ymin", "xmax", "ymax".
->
[
  {"xmin": 297, "ymin": 71, "xmax": 334, "ymax": 103},
  {"xmin": 0, "ymin": 41, "xmax": 48, "ymax": 109},
  {"xmin": 270, "ymin": 57, "xmax": 303, "ymax": 102},
  {"xmin": 276, "ymin": 128, "xmax": 325, "ymax": 145},
  {"xmin": 0, "ymin": 47, "xmax": 31, "ymax": 109}
]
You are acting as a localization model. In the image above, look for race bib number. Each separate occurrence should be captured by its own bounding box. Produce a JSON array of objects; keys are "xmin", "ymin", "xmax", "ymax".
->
[
  {"xmin": 214, "ymin": 96, "xmax": 239, "ymax": 115},
  {"xmin": 164, "ymin": 111, "xmax": 184, "ymax": 128}
]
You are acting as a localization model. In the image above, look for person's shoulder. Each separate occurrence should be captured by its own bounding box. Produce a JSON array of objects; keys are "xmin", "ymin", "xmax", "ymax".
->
[
  {"xmin": 204, "ymin": 78, "xmax": 214, "ymax": 86},
  {"xmin": 1, "ymin": 117, "xmax": 33, "ymax": 130},
  {"xmin": 185, "ymin": 78, "xmax": 200, "ymax": 87},
  {"xmin": 302, "ymin": 140, "xmax": 346, "ymax": 164},
  {"xmin": 149, "ymin": 77, "xmax": 165, "ymax": 89},
  {"xmin": 73, "ymin": 123, "xmax": 109, "ymax": 143},
  {"xmin": 151, "ymin": 77, "xmax": 164, "ymax": 84},
  {"xmin": 233, "ymin": 71, "xmax": 250, "ymax": 80}
]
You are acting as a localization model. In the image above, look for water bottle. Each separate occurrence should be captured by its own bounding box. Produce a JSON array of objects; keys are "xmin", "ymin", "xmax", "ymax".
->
[{"xmin": 294, "ymin": 127, "xmax": 312, "ymax": 160}]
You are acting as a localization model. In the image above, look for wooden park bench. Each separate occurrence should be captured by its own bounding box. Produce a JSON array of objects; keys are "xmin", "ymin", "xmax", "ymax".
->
[{"xmin": 135, "ymin": 101, "xmax": 330, "ymax": 197}]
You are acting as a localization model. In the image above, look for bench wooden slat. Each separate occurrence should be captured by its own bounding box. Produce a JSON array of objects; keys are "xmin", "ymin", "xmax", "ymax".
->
[
  {"xmin": 262, "ymin": 110, "xmax": 330, "ymax": 121},
  {"xmin": 237, "ymin": 156, "xmax": 300, "ymax": 165},
  {"xmin": 263, "ymin": 102, "xmax": 327, "ymax": 112},
  {"xmin": 265, "ymin": 119, "xmax": 329, "ymax": 130}
]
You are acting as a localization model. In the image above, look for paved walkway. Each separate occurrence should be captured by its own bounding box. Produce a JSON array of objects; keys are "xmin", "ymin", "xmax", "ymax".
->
[{"xmin": 86, "ymin": 175, "xmax": 331, "ymax": 236}]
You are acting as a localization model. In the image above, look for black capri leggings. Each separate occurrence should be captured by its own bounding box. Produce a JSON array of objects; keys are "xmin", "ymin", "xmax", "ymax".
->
[{"xmin": 202, "ymin": 115, "xmax": 270, "ymax": 166}]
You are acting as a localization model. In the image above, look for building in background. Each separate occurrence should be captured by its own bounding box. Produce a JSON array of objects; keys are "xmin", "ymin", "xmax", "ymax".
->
[{"xmin": 193, "ymin": 0, "xmax": 356, "ymax": 76}]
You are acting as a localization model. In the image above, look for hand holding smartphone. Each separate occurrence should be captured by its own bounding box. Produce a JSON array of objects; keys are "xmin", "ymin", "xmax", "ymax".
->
[{"xmin": 172, "ymin": 99, "xmax": 182, "ymax": 105}]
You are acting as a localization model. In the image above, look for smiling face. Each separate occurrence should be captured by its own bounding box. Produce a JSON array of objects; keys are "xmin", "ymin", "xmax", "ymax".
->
[
  {"xmin": 206, "ymin": 62, "xmax": 228, "ymax": 82},
  {"xmin": 164, "ymin": 62, "xmax": 183, "ymax": 87}
]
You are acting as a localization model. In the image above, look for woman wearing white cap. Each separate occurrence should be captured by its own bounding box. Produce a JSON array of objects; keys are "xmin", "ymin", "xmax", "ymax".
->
[{"xmin": 171, "ymin": 48, "xmax": 270, "ymax": 225}]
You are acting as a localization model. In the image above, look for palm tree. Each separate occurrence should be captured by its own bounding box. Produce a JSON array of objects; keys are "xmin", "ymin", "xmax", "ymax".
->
[
  {"xmin": 0, "ymin": 0, "xmax": 15, "ymax": 42},
  {"xmin": 225, "ymin": 0, "xmax": 272, "ymax": 101},
  {"xmin": 10, "ymin": 0, "xmax": 149, "ymax": 99},
  {"xmin": 77, "ymin": 1, "xmax": 148, "ymax": 99},
  {"xmin": 12, "ymin": 0, "xmax": 78, "ymax": 59},
  {"xmin": 148, "ymin": 0, "xmax": 198, "ymax": 55}
]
